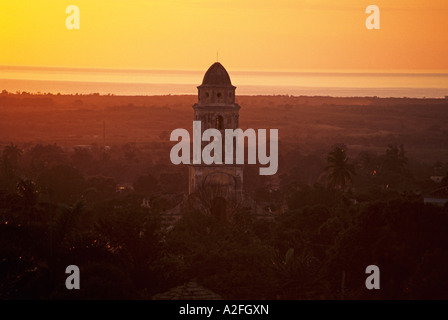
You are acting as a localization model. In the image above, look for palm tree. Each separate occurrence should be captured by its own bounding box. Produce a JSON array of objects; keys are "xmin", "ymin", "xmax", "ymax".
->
[
  {"xmin": 323, "ymin": 147, "xmax": 356, "ymax": 192},
  {"xmin": 51, "ymin": 200, "xmax": 86, "ymax": 246}
]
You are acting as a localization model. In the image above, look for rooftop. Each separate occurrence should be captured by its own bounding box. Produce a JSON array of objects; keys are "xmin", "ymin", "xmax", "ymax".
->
[{"xmin": 201, "ymin": 62, "xmax": 233, "ymax": 86}]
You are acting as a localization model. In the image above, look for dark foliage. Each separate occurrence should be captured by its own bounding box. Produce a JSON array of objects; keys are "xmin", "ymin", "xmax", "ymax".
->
[{"xmin": 1, "ymin": 142, "xmax": 447, "ymax": 299}]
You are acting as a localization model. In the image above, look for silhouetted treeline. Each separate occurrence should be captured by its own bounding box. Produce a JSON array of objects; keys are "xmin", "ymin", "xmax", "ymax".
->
[{"xmin": 1, "ymin": 142, "xmax": 448, "ymax": 299}]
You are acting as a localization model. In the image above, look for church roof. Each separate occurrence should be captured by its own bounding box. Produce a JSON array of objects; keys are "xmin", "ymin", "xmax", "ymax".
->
[
  {"xmin": 201, "ymin": 62, "xmax": 233, "ymax": 86},
  {"xmin": 152, "ymin": 281, "xmax": 223, "ymax": 300}
]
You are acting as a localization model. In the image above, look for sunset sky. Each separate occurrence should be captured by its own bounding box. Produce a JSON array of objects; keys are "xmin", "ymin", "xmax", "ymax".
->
[{"xmin": 0, "ymin": 0, "xmax": 447, "ymax": 73}]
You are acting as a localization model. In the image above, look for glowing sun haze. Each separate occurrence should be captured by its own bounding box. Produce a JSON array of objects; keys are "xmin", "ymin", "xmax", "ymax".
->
[{"xmin": 0, "ymin": 0, "xmax": 447, "ymax": 73}]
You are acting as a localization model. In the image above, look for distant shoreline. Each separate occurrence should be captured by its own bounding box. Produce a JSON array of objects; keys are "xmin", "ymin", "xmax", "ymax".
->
[{"xmin": 1, "ymin": 66, "xmax": 448, "ymax": 98}]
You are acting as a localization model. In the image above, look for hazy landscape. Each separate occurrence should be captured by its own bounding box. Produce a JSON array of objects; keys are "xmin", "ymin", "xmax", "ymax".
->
[
  {"xmin": 1, "ymin": 91, "xmax": 448, "ymax": 300},
  {"xmin": 1, "ymin": 91, "xmax": 447, "ymax": 165}
]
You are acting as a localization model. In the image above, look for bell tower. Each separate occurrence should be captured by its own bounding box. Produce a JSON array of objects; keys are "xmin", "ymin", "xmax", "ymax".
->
[{"xmin": 189, "ymin": 62, "xmax": 243, "ymax": 207}]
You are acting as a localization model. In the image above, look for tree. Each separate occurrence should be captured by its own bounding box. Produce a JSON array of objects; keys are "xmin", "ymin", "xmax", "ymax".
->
[
  {"xmin": 133, "ymin": 174, "xmax": 159, "ymax": 195},
  {"xmin": 71, "ymin": 147, "xmax": 95, "ymax": 173},
  {"xmin": 323, "ymin": 147, "xmax": 356, "ymax": 192},
  {"xmin": 37, "ymin": 165, "xmax": 86, "ymax": 204},
  {"xmin": 0, "ymin": 143, "xmax": 22, "ymax": 189},
  {"xmin": 356, "ymin": 150, "xmax": 374, "ymax": 172},
  {"xmin": 84, "ymin": 175, "xmax": 117, "ymax": 202},
  {"xmin": 27, "ymin": 144, "xmax": 67, "ymax": 173},
  {"xmin": 2, "ymin": 143, "xmax": 22, "ymax": 165},
  {"xmin": 50, "ymin": 200, "xmax": 86, "ymax": 247},
  {"xmin": 382, "ymin": 144, "xmax": 408, "ymax": 174},
  {"xmin": 16, "ymin": 179, "xmax": 39, "ymax": 208},
  {"xmin": 378, "ymin": 144, "xmax": 410, "ymax": 189},
  {"xmin": 0, "ymin": 143, "xmax": 23, "ymax": 190},
  {"xmin": 122, "ymin": 143, "xmax": 140, "ymax": 162},
  {"xmin": 94, "ymin": 193, "xmax": 163, "ymax": 295},
  {"xmin": 14, "ymin": 179, "xmax": 46, "ymax": 224}
]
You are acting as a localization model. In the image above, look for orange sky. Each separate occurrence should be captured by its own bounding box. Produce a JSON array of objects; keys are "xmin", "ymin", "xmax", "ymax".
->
[{"xmin": 0, "ymin": 0, "xmax": 447, "ymax": 73}]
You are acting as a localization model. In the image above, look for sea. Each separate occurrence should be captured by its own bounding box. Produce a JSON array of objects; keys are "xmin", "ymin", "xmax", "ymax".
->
[{"xmin": 1, "ymin": 65, "xmax": 448, "ymax": 98}]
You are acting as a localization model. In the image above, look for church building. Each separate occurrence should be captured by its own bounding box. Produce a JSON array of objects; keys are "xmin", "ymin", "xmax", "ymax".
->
[{"xmin": 188, "ymin": 62, "xmax": 244, "ymax": 210}]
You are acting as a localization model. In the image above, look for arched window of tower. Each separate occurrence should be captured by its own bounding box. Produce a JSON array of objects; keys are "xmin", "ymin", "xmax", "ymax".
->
[{"xmin": 216, "ymin": 115, "xmax": 224, "ymax": 130}]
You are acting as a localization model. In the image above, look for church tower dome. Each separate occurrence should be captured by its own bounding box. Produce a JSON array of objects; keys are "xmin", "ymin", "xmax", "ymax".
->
[
  {"xmin": 197, "ymin": 62, "xmax": 236, "ymax": 106},
  {"xmin": 201, "ymin": 62, "xmax": 233, "ymax": 86}
]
